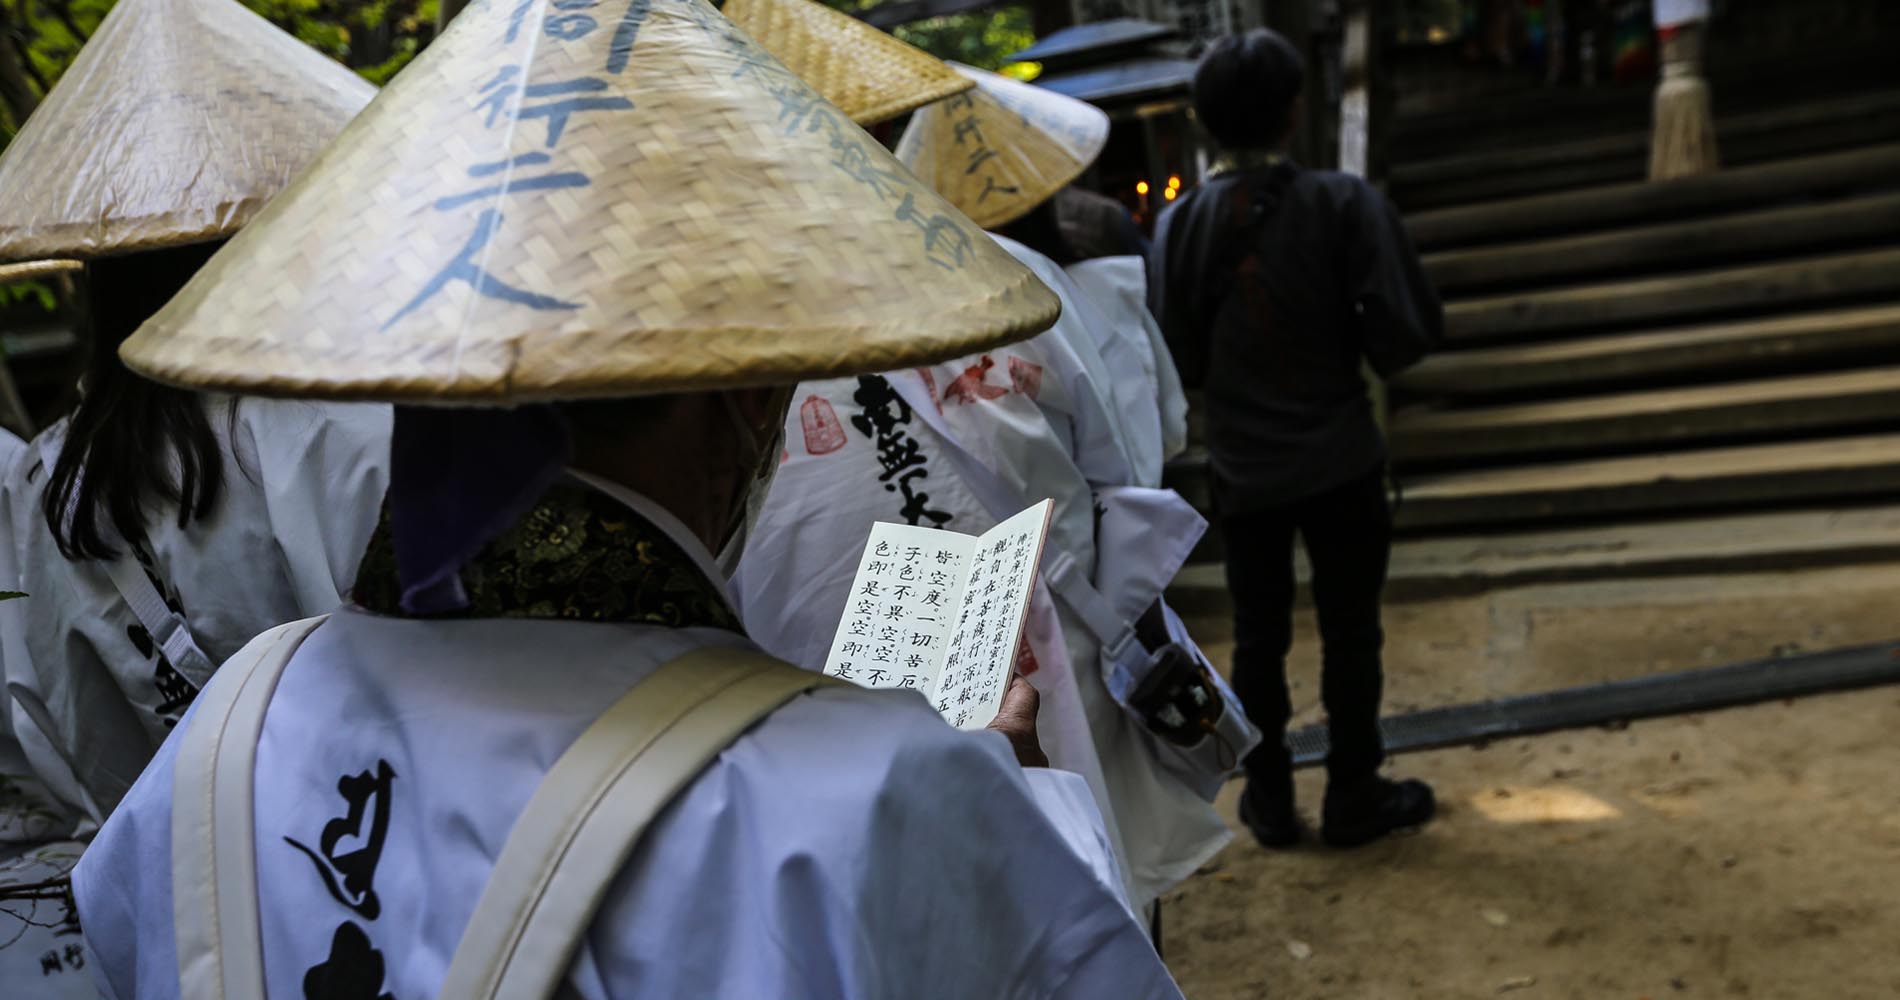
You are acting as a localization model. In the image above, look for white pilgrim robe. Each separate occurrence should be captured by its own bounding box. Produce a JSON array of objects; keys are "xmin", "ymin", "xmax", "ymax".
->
[
  {"xmin": 73, "ymin": 484, "xmax": 1179, "ymax": 1000},
  {"xmin": 0, "ymin": 429, "xmax": 97, "ymax": 997},
  {"xmin": 0, "ymin": 397, "xmax": 389, "ymax": 830},
  {"xmin": 738, "ymin": 240, "xmax": 1231, "ymax": 912},
  {"xmin": 1063, "ymin": 255, "xmax": 1190, "ymax": 486}
]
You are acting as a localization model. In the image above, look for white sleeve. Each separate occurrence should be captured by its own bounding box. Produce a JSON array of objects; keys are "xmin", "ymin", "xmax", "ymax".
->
[
  {"xmin": 989, "ymin": 237, "xmax": 1140, "ymax": 490},
  {"xmin": 1021, "ymin": 766, "xmax": 1138, "ymax": 919},
  {"xmin": 240, "ymin": 399, "xmax": 391, "ymax": 614}
]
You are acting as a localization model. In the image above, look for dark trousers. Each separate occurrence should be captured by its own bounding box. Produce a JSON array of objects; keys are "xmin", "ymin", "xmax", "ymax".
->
[{"xmin": 1221, "ymin": 466, "xmax": 1391, "ymax": 795}]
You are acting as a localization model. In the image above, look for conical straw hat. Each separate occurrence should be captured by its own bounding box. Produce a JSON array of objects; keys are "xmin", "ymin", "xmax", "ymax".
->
[
  {"xmin": 722, "ymin": 0, "xmax": 971, "ymax": 126},
  {"xmin": 0, "ymin": 260, "xmax": 81, "ymax": 285},
  {"xmin": 120, "ymin": 0, "xmax": 1058, "ymax": 404},
  {"xmin": 0, "ymin": 0, "xmax": 376, "ymax": 264},
  {"xmin": 894, "ymin": 63, "xmax": 1110, "ymax": 230}
]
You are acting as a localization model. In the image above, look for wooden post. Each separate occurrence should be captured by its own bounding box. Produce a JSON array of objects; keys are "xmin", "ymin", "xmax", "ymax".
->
[{"xmin": 1337, "ymin": 0, "xmax": 1395, "ymax": 432}]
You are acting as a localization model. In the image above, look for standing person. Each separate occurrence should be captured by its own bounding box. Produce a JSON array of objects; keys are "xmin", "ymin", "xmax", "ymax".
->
[
  {"xmin": 0, "ymin": 0, "xmax": 385, "ymax": 828},
  {"xmin": 1148, "ymin": 28, "xmax": 1444, "ymax": 849},
  {"xmin": 888, "ymin": 64, "xmax": 1260, "ymax": 909},
  {"xmin": 0, "ymin": 0, "xmax": 383, "ymax": 991},
  {"xmin": 76, "ymin": 4, "xmax": 1181, "ymax": 997},
  {"xmin": 726, "ymin": 0, "xmax": 1140, "ymax": 906}
]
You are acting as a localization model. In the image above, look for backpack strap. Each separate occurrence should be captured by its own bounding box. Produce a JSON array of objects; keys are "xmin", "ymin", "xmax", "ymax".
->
[
  {"xmin": 102, "ymin": 554, "xmax": 220, "ymax": 690},
  {"xmin": 439, "ymin": 646, "xmax": 836, "ymax": 1000},
  {"xmin": 172, "ymin": 615, "xmax": 331, "ymax": 1000}
]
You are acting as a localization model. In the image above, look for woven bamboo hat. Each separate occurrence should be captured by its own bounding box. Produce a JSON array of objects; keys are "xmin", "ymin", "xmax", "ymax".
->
[
  {"xmin": 120, "ymin": 0, "xmax": 1057, "ymax": 404},
  {"xmin": 722, "ymin": 0, "xmax": 970, "ymax": 126},
  {"xmin": 0, "ymin": 261, "xmax": 81, "ymax": 285},
  {"xmin": 0, "ymin": 0, "xmax": 375, "ymax": 264},
  {"xmin": 894, "ymin": 64, "xmax": 1110, "ymax": 230}
]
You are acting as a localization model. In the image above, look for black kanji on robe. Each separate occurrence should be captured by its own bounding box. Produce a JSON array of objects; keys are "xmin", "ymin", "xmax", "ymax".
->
[
  {"xmin": 302, "ymin": 922, "xmax": 396, "ymax": 1000},
  {"xmin": 286, "ymin": 760, "xmax": 397, "ymax": 920}
]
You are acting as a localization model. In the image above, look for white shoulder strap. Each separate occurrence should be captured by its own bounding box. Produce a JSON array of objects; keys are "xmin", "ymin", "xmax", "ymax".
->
[
  {"xmin": 439, "ymin": 646, "xmax": 833, "ymax": 1000},
  {"xmin": 172, "ymin": 614, "xmax": 331, "ymax": 1000},
  {"xmin": 103, "ymin": 554, "xmax": 219, "ymax": 689}
]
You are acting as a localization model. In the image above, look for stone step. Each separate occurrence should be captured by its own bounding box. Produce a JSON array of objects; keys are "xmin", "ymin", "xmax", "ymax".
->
[
  {"xmin": 1396, "ymin": 303, "xmax": 1900, "ymax": 398},
  {"xmin": 1394, "ymin": 89, "xmax": 1900, "ymax": 211},
  {"xmin": 1391, "ymin": 366, "xmax": 1900, "ymax": 464},
  {"xmin": 1407, "ymin": 143, "xmax": 1900, "ymax": 251},
  {"xmin": 1167, "ymin": 503, "xmax": 1900, "ymax": 610},
  {"xmin": 1424, "ymin": 190, "xmax": 1900, "ymax": 294},
  {"xmin": 1446, "ymin": 247, "xmax": 1900, "ymax": 344},
  {"xmin": 1396, "ymin": 432, "xmax": 1900, "ymax": 531}
]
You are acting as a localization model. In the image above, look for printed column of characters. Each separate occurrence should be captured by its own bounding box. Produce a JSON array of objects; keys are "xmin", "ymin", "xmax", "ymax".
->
[
  {"xmin": 383, "ymin": 0, "xmax": 654, "ymax": 330},
  {"xmin": 937, "ymin": 537, "xmax": 1010, "ymax": 728},
  {"xmin": 835, "ymin": 541, "xmax": 962, "ymax": 692},
  {"xmin": 849, "ymin": 375, "xmax": 953, "ymax": 527},
  {"xmin": 977, "ymin": 532, "xmax": 1032, "ymax": 713},
  {"xmin": 301, "ymin": 4, "xmax": 652, "ymax": 995},
  {"xmin": 943, "ymin": 92, "xmax": 1022, "ymax": 211}
]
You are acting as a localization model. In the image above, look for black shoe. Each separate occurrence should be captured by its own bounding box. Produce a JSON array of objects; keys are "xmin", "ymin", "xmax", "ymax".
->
[
  {"xmin": 1238, "ymin": 782, "xmax": 1303, "ymax": 849},
  {"xmin": 1320, "ymin": 776, "xmax": 1436, "ymax": 848}
]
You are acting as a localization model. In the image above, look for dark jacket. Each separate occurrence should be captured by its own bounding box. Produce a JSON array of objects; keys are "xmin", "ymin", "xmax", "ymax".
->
[{"xmin": 1148, "ymin": 161, "xmax": 1442, "ymax": 513}]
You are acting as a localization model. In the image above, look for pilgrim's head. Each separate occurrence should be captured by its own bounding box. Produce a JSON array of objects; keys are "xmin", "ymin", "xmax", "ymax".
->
[
  {"xmin": 558, "ymin": 387, "xmax": 794, "ymax": 557},
  {"xmin": 1192, "ymin": 28, "xmax": 1306, "ymax": 154}
]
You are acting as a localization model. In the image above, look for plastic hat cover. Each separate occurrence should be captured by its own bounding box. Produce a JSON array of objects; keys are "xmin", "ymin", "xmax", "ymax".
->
[
  {"xmin": 120, "ymin": 0, "xmax": 1059, "ymax": 404},
  {"xmin": 894, "ymin": 63, "xmax": 1110, "ymax": 230},
  {"xmin": 722, "ymin": 0, "xmax": 972, "ymax": 126},
  {"xmin": 0, "ymin": 0, "xmax": 376, "ymax": 264}
]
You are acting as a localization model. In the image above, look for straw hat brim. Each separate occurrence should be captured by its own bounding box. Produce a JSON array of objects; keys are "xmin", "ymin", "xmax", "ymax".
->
[
  {"xmin": 0, "ymin": 260, "xmax": 82, "ymax": 284},
  {"xmin": 723, "ymin": 0, "xmax": 972, "ymax": 126},
  {"xmin": 125, "ymin": 276, "xmax": 1057, "ymax": 403},
  {"xmin": 119, "ymin": 0, "xmax": 1060, "ymax": 403},
  {"xmin": 896, "ymin": 63, "xmax": 1111, "ymax": 230},
  {"xmin": 0, "ymin": 0, "xmax": 374, "ymax": 264}
]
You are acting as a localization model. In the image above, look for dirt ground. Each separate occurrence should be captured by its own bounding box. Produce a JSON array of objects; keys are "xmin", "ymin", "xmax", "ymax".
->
[{"xmin": 1162, "ymin": 563, "xmax": 1900, "ymax": 999}]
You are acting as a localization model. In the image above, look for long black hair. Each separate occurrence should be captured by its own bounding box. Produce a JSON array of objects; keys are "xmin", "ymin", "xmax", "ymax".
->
[{"xmin": 42, "ymin": 241, "xmax": 230, "ymax": 560}]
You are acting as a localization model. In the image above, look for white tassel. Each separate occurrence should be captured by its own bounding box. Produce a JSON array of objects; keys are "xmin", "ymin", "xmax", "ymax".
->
[{"xmin": 1649, "ymin": 22, "xmax": 1720, "ymax": 181}]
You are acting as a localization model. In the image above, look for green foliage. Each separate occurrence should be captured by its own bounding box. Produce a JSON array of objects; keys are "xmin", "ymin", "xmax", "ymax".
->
[
  {"xmin": 893, "ymin": 6, "xmax": 1034, "ymax": 72},
  {"xmin": 817, "ymin": 0, "xmax": 1035, "ymax": 73},
  {"xmin": 0, "ymin": 591, "xmax": 24, "ymax": 601},
  {"xmin": 0, "ymin": 278, "xmax": 56, "ymax": 312},
  {"xmin": 0, "ymin": 0, "xmax": 438, "ymax": 139}
]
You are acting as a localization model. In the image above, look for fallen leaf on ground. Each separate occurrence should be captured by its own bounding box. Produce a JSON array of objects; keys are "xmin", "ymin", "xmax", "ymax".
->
[
  {"xmin": 1287, "ymin": 940, "xmax": 1313, "ymax": 961},
  {"xmin": 1497, "ymin": 976, "xmax": 1536, "ymax": 993},
  {"xmin": 1483, "ymin": 908, "xmax": 1511, "ymax": 927}
]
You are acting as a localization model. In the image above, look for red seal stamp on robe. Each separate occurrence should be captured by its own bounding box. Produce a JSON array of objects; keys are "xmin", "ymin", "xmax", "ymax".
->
[
  {"xmin": 800, "ymin": 395, "xmax": 846, "ymax": 455},
  {"xmin": 944, "ymin": 355, "xmax": 1008, "ymax": 405},
  {"xmin": 1014, "ymin": 636, "xmax": 1039, "ymax": 676},
  {"xmin": 915, "ymin": 368, "xmax": 944, "ymax": 412},
  {"xmin": 1007, "ymin": 355, "xmax": 1043, "ymax": 400}
]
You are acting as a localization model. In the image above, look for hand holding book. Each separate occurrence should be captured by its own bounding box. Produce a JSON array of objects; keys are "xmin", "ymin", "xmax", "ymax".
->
[{"xmin": 820, "ymin": 500, "xmax": 1054, "ymax": 730}]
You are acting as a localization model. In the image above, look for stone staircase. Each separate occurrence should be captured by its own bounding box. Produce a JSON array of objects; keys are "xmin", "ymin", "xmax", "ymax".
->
[{"xmin": 1392, "ymin": 127, "xmax": 1900, "ymax": 534}]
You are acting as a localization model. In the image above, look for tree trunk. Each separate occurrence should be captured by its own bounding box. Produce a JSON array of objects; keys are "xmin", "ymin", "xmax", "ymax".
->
[
  {"xmin": 438, "ymin": 0, "xmax": 472, "ymax": 33},
  {"xmin": 0, "ymin": 27, "xmax": 41, "ymax": 134}
]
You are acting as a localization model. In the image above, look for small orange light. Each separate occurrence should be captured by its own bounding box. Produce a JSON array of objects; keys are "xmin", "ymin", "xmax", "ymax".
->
[
  {"xmin": 1135, "ymin": 181, "xmax": 1150, "ymax": 195},
  {"xmin": 1163, "ymin": 187, "xmax": 1177, "ymax": 201},
  {"xmin": 1167, "ymin": 175, "xmax": 1181, "ymax": 189}
]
